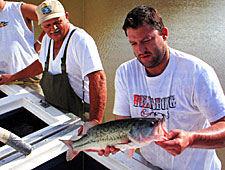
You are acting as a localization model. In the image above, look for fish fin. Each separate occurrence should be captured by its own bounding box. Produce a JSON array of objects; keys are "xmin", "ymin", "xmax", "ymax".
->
[
  {"xmin": 66, "ymin": 149, "xmax": 80, "ymax": 161},
  {"xmin": 60, "ymin": 139, "xmax": 73, "ymax": 148},
  {"xmin": 80, "ymin": 121, "xmax": 98, "ymax": 136},
  {"xmin": 124, "ymin": 149, "xmax": 136, "ymax": 160},
  {"xmin": 59, "ymin": 139, "xmax": 80, "ymax": 161}
]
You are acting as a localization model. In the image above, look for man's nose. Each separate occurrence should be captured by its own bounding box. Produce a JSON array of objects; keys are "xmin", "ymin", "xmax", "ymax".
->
[
  {"xmin": 138, "ymin": 44, "xmax": 146, "ymax": 53},
  {"xmin": 51, "ymin": 24, "xmax": 57, "ymax": 30}
]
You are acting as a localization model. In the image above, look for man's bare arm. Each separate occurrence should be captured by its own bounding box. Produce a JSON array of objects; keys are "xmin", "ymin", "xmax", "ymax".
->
[
  {"xmin": 87, "ymin": 70, "xmax": 107, "ymax": 123},
  {"xmin": 0, "ymin": 60, "xmax": 43, "ymax": 85}
]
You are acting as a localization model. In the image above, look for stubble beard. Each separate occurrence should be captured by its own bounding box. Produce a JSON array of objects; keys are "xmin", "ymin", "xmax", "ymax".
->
[{"xmin": 137, "ymin": 45, "xmax": 167, "ymax": 69}]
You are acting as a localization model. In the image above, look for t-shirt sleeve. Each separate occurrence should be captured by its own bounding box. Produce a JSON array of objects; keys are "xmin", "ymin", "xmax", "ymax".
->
[
  {"xmin": 38, "ymin": 34, "xmax": 48, "ymax": 70},
  {"xmin": 113, "ymin": 66, "xmax": 131, "ymax": 116},
  {"xmin": 73, "ymin": 30, "xmax": 103, "ymax": 78},
  {"xmin": 194, "ymin": 67, "xmax": 225, "ymax": 122}
]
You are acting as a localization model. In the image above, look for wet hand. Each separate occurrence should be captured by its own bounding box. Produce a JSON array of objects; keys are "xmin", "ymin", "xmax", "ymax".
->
[
  {"xmin": 0, "ymin": 74, "xmax": 13, "ymax": 85},
  {"xmin": 155, "ymin": 129, "xmax": 193, "ymax": 156},
  {"xmin": 98, "ymin": 146, "xmax": 120, "ymax": 157},
  {"xmin": 77, "ymin": 120, "xmax": 99, "ymax": 136}
]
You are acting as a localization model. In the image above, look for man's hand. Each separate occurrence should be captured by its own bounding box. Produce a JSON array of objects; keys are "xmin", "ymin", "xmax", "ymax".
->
[
  {"xmin": 155, "ymin": 129, "xmax": 193, "ymax": 156},
  {"xmin": 97, "ymin": 146, "xmax": 120, "ymax": 157},
  {"xmin": 77, "ymin": 120, "xmax": 99, "ymax": 136},
  {"xmin": 0, "ymin": 74, "xmax": 14, "ymax": 85}
]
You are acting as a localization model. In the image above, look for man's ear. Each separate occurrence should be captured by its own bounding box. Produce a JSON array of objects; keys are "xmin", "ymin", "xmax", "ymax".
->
[
  {"xmin": 162, "ymin": 27, "xmax": 168, "ymax": 41},
  {"xmin": 65, "ymin": 12, "xmax": 69, "ymax": 20}
]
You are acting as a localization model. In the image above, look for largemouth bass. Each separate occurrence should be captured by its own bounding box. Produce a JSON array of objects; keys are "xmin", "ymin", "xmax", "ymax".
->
[{"xmin": 60, "ymin": 118, "xmax": 167, "ymax": 161}]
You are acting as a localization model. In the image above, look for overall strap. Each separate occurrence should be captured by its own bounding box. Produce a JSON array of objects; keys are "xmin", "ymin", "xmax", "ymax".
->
[
  {"xmin": 44, "ymin": 39, "xmax": 52, "ymax": 71},
  {"xmin": 44, "ymin": 29, "xmax": 76, "ymax": 72},
  {"xmin": 61, "ymin": 29, "xmax": 76, "ymax": 73}
]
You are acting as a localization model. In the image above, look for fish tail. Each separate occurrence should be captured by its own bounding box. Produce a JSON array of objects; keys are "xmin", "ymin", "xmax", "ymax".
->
[
  {"xmin": 66, "ymin": 149, "xmax": 80, "ymax": 161},
  {"xmin": 59, "ymin": 139, "xmax": 80, "ymax": 161}
]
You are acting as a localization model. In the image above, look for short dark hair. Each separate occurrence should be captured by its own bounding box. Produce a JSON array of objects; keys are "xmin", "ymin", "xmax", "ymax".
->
[{"xmin": 122, "ymin": 6, "xmax": 165, "ymax": 36}]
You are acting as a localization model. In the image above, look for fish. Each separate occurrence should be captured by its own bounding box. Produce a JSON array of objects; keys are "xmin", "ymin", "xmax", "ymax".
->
[{"xmin": 60, "ymin": 118, "xmax": 167, "ymax": 161}]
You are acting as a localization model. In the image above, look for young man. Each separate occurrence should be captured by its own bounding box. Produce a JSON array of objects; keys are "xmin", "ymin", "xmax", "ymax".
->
[
  {"xmin": 100, "ymin": 6, "xmax": 225, "ymax": 170},
  {"xmin": 0, "ymin": 0, "xmax": 107, "ymax": 124}
]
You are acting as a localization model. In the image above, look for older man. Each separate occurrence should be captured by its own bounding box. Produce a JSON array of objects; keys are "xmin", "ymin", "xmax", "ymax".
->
[{"xmin": 0, "ymin": 0, "xmax": 107, "ymax": 124}]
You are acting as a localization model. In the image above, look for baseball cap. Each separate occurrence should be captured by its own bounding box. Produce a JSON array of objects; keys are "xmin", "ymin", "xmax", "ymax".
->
[{"xmin": 36, "ymin": 0, "xmax": 65, "ymax": 25}]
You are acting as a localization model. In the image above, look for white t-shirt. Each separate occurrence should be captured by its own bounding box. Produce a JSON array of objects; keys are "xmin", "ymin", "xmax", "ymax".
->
[
  {"xmin": 39, "ymin": 24, "xmax": 103, "ymax": 103},
  {"xmin": 0, "ymin": 2, "xmax": 38, "ymax": 74},
  {"xmin": 113, "ymin": 48, "xmax": 225, "ymax": 170}
]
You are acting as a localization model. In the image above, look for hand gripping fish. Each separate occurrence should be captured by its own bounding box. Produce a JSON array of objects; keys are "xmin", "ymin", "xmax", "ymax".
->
[{"xmin": 60, "ymin": 118, "xmax": 167, "ymax": 161}]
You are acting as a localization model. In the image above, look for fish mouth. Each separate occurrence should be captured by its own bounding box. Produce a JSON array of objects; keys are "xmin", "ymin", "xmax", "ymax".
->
[{"xmin": 155, "ymin": 118, "xmax": 168, "ymax": 141}]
